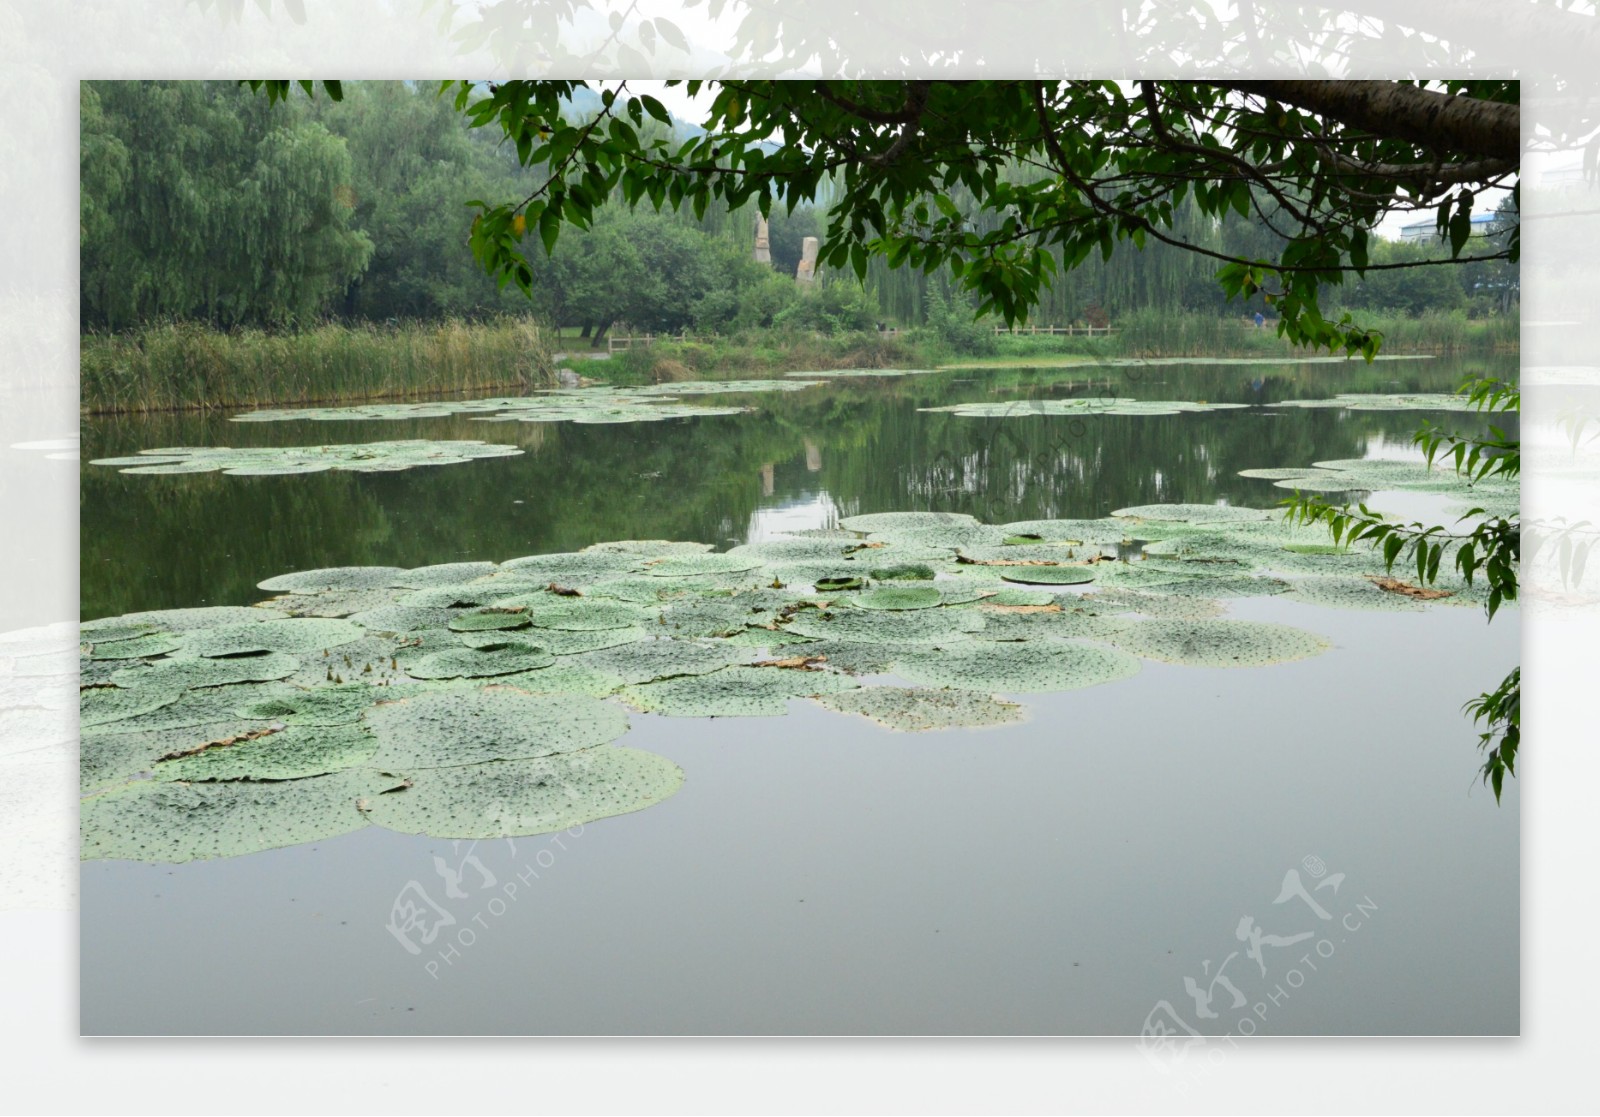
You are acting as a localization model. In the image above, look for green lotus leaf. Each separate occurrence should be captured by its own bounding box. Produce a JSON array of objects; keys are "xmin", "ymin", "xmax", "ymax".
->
[
  {"xmin": 510, "ymin": 598, "xmax": 649, "ymax": 632},
  {"xmin": 782, "ymin": 604, "xmax": 985, "ymax": 644},
  {"xmin": 1283, "ymin": 576, "xmax": 1430, "ymax": 611},
  {"xmin": 81, "ymin": 769, "xmax": 374, "ymax": 863},
  {"xmin": 998, "ymin": 566, "xmax": 1098, "ymax": 585},
  {"xmin": 233, "ymin": 683, "xmax": 385, "ymax": 726},
  {"xmin": 80, "ymin": 684, "xmax": 184, "ymax": 728},
  {"xmin": 85, "ymin": 605, "xmax": 288, "ymax": 634},
  {"xmin": 399, "ymin": 641, "xmax": 555, "ymax": 680},
  {"xmin": 784, "ymin": 640, "xmax": 902, "ymax": 675},
  {"xmin": 894, "ymin": 638, "xmax": 1142, "ymax": 693},
  {"xmin": 973, "ymin": 606, "xmax": 1131, "ymax": 642},
  {"xmin": 388, "ymin": 562, "xmax": 501, "ymax": 589},
  {"xmin": 814, "ymin": 687, "xmax": 1027, "ymax": 732},
  {"xmin": 448, "ymin": 608, "xmax": 533, "ymax": 632},
  {"xmin": 643, "ymin": 553, "xmax": 765, "ymax": 578},
  {"xmin": 78, "ymin": 619, "xmax": 163, "ymax": 642},
  {"xmin": 182, "ymin": 617, "xmax": 366, "ymax": 657},
  {"xmin": 259, "ymin": 566, "xmax": 410, "ymax": 594},
  {"xmin": 839, "ymin": 511, "xmax": 982, "ymax": 535},
  {"xmin": 728, "ymin": 539, "xmax": 863, "ymax": 563},
  {"xmin": 109, "ymin": 651, "xmax": 301, "ymax": 691},
  {"xmin": 581, "ymin": 540, "xmax": 715, "ymax": 557},
  {"xmin": 154, "ymin": 722, "xmax": 381, "ymax": 782},
  {"xmin": 1112, "ymin": 503, "xmax": 1274, "ymax": 524},
  {"xmin": 986, "ymin": 589, "xmax": 1057, "ymax": 607},
  {"xmin": 359, "ymin": 747, "xmax": 684, "ymax": 840},
  {"xmin": 263, "ymin": 588, "xmax": 403, "ymax": 618},
  {"xmin": 867, "ymin": 563, "xmax": 937, "ymax": 581},
  {"xmin": 1000, "ymin": 518, "xmax": 1134, "ymax": 545},
  {"xmin": 814, "ymin": 576, "xmax": 865, "ymax": 592},
  {"xmin": 1109, "ymin": 619, "xmax": 1330, "ymax": 667},
  {"xmin": 572, "ymin": 638, "xmax": 746, "ymax": 685},
  {"xmin": 1237, "ymin": 467, "xmax": 1329, "ymax": 481},
  {"xmin": 497, "ymin": 551, "xmax": 642, "ymax": 582},
  {"xmin": 619, "ymin": 664, "xmax": 859, "ymax": 717},
  {"xmin": 363, "ymin": 686, "xmax": 629, "ymax": 769},
  {"xmin": 345, "ymin": 604, "xmax": 461, "ymax": 633},
  {"xmin": 84, "ymin": 632, "xmax": 183, "ymax": 660},
  {"xmin": 851, "ymin": 586, "xmax": 945, "ymax": 610},
  {"xmin": 1080, "ymin": 589, "xmax": 1226, "ymax": 620}
]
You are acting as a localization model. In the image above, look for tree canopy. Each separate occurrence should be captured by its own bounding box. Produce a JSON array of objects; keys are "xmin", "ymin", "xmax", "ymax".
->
[{"xmin": 449, "ymin": 79, "xmax": 1518, "ymax": 354}]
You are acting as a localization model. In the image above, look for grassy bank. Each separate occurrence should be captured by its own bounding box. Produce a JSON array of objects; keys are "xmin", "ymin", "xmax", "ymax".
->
[
  {"xmin": 602, "ymin": 309, "xmax": 1517, "ymax": 382},
  {"xmin": 601, "ymin": 330, "xmax": 922, "ymax": 383},
  {"xmin": 81, "ymin": 319, "xmax": 556, "ymax": 414}
]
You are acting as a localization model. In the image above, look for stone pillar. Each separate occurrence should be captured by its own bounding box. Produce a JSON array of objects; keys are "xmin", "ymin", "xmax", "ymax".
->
[
  {"xmin": 796, "ymin": 236, "xmax": 819, "ymax": 285},
  {"xmin": 754, "ymin": 215, "xmax": 772, "ymax": 266}
]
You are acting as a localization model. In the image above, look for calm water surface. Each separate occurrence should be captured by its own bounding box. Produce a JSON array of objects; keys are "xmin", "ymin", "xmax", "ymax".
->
[{"xmin": 79, "ymin": 357, "xmax": 1519, "ymax": 1034}]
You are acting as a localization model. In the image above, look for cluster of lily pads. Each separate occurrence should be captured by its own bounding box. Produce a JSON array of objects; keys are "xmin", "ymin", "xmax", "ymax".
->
[
  {"xmin": 922, "ymin": 392, "xmax": 1484, "ymax": 420},
  {"xmin": 922, "ymin": 398, "xmax": 1251, "ymax": 418},
  {"xmin": 229, "ymin": 380, "xmax": 823, "ymax": 426},
  {"xmin": 80, "ymin": 493, "xmax": 1510, "ymax": 863},
  {"xmin": 89, "ymin": 440, "xmax": 522, "ymax": 476},
  {"xmin": 1240, "ymin": 456, "xmax": 1519, "ymax": 520}
]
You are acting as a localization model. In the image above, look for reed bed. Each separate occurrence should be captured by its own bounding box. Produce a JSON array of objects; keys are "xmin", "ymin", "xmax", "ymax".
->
[{"xmin": 81, "ymin": 318, "xmax": 556, "ymax": 414}]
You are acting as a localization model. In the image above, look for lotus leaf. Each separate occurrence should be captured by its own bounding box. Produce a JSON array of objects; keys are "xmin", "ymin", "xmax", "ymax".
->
[
  {"xmin": 363, "ymin": 687, "xmax": 629, "ymax": 769},
  {"xmin": 109, "ymin": 652, "xmax": 301, "ymax": 691},
  {"xmin": 851, "ymin": 586, "xmax": 945, "ymax": 611},
  {"xmin": 81, "ymin": 770, "xmax": 373, "ymax": 862},
  {"xmin": 358, "ymin": 747, "xmax": 684, "ymax": 840},
  {"xmin": 399, "ymin": 641, "xmax": 555, "ymax": 680},
  {"xmin": 814, "ymin": 687, "xmax": 1027, "ymax": 732},
  {"xmin": 620, "ymin": 665, "xmax": 859, "ymax": 717},
  {"xmin": 183, "ymin": 617, "xmax": 366, "ymax": 657},
  {"xmin": 1109, "ymin": 619, "xmax": 1329, "ymax": 667},
  {"xmin": 894, "ymin": 639, "xmax": 1142, "ymax": 693},
  {"xmin": 155, "ymin": 722, "xmax": 381, "ymax": 783}
]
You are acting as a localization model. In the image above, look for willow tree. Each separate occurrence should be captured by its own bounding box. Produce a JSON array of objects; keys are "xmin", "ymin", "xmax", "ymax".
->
[{"xmin": 81, "ymin": 81, "xmax": 372, "ymax": 330}]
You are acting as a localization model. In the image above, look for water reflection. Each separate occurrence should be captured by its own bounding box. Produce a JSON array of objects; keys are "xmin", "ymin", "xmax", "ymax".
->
[{"xmin": 81, "ymin": 358, "xmax": 1508, "ymax": 620}]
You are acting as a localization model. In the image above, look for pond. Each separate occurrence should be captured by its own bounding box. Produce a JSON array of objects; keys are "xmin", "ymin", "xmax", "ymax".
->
[{"xmin": 78, "ymin": 355, "xmax": 1519, "ymax": 1035}]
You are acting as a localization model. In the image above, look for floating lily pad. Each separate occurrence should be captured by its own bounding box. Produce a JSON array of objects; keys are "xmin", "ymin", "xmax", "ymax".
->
[
  {"xmin": 263, "ymin": 588, "xmax": 402, "ymax": 618},
  {"xmin": 448, "ymin": 608, "xmax": 532, "ymax": 633},
  {"xmin": 155, "ymin": 722, "xmax": 381, "ymax": 783},
  {"xmin": 986, "ymin": 589, "xmax": 1057, "ymax": 607},
  {"xmin": 868, "ymin": 564, "xmax": 936, "ymax": 581},
  {"xmin": 1112, "ymin": 503, "xmax": 1274, "ymax": 524},
  {"xmin": 839, "ymin": 511, "xmax": 981, "ymax": 535},
  {"xmin": 573, "ymin": 639, "xmax": 746, "ymax": 685},
  {"xmin": 345, "ymin": 604, "xmax": 460, "ymax": 633},
  {"xmin": 259, "ymin": 566, "xmax": 410, "ymax": 594},
  {"xmin": 399, "ymin": 641, "xmax": 555, "ymax": 680},
  {"xmin": 1081, "ymin": 589, "xmax": 1226, "ymax": 620},
  {"xmin": 783, "ymin": 605, "xmax": 985, "ymax": 644},
  {"xmin": 814, "ymin": 687, "xmax": 1027, "ymax": 732},
  {"xmin": 233, "ymin": 684, "xmax": 384, "ymax": 726},
  {"xmin": 109, "ymin": 652, "xmax": 302, "ymax": 691},
  {"xmin": 94, "ymin": 441, "xmax": 522, "ymax": 477},
  {"xmin": 998, "ymin": 566, "xmax": 1098, "ymax": 586},
  {"xmin": 814, "ymin": 575, "xmax": 865, "ymax": 592},
  {"xmin": 83, "ymin": 632, "xmax": 182, "ymax": 660},
  {"xmin": 358, "ymin": 747, "xmax": 684, "ymax": 840},
  {"xmin": 852, "ymin": 586, "xmax": 945, "ymax": 610},
  {"xmin": 620, "ymin": 665, "xmax": 859, "ymax": 717},
  {"xmin": 183, "ymin": 617, "xmax": 366, "ymax": 658},
  {"xmin": 582, "ymin": 540, "xmax": 715, "ymax": 557},
  {"xmin": 85, "ymin": 606, "xmax": 288, "ymax": 634},
  {"xmin": 364, "ymin": 687, "xmax": 629, "ymax": 769},
  {"xmin": 516, "ymin": 599, "xmax": 648, "ymax": 632},
  {"xmin": 1283, "ymin": 576, "xmax": 1429, "ymax": 611},
  {"xmin": 79, "ymin": 684, "xmax": 184, "ymax": 728},
  {"xmin": 81, "ymin": 770, "xmax": 373, "ymax": 862},
  {"xmin": 498, "ymin": 551, "xmax": 641, "ymax": 582},
  {"xmin": 894, "ymin": 639, "xmax": 1142, "ymax": 693},
  {"xmin": 388, "ymin": 562, "xmax": 500, "ymax": 588},
  {"xmin": 1108, "ymin": 619, "xmax": 1329, "ymax": 667},
  {"xmin": 643, "ymin": 553, "xmax": 765, "ymax": 578}
]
